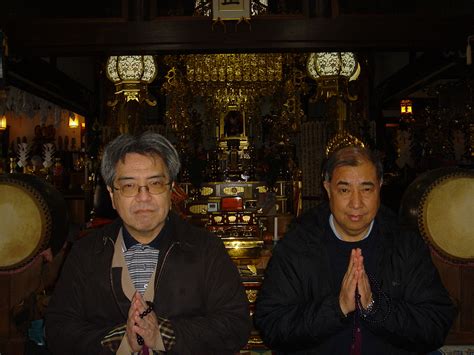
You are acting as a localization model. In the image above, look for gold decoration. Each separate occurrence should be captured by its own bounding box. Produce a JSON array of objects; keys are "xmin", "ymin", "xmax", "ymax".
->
[
  {"xmin": 325, "ymin": 131, "xmax": 366, "ymax": 157},
  {"xmin": 278, "ymin": 67, "xmax": 308, "ymax": 135},
  {"xmin": 223, "ymin": 186, "xmax": 245, "ymax": 195},
  {"xmin": 242, "ymin": 215, "xmax": 251, "ymax": 222},
  {"xmin": 248, "ymin": 334, "xmax": 264, "ymax": 344},
  {"xmin": 161, "ymin": 53, "xmax": 307, "ymax": 172},
  {"xmin": 189, "ymin": 204, "xmax": 208, "ymax": 214},
  {"xmin": 223, "ymin": 239, "xmax": 263, "ymax": 258},
  {"xmin": 183, "ymin": 53, "xmax": 284, "ymax": 114},
  {"xmin": 245, "ymin": 289, "xmax": 258, "ymax": 303},
  {"xmin": 200, "ymin": 186, "xmax": 214, "ymax": 196},
  {"xmin": 186, "ymin": 54, "xmax": 282, "ymax": 83}
]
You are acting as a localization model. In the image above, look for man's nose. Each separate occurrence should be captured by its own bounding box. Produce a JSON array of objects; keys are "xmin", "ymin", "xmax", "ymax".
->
[
  {"xmin": 136, "ymin": 185, "xmax": 152, "ymax": 199},
  {"xmin": 349, "ymin": 190, "xmax": 362, "ymax": 208}
]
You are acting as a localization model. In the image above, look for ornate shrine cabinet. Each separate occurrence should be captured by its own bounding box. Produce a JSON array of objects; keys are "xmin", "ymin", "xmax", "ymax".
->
[
  {"xmin": 143, "ymin": 53, "xmax": 306, "ymax": 351},
  {"xmin": 183, "ymin": 178, "xmax": 295, "ymax": 350}
]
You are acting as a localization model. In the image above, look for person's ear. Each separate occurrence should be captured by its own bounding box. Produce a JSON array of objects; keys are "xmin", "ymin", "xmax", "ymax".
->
[
  {"xmin": 107, "ymin": 186, "xmax": 117, "ymax": 210},
  {"xmin": 323, "ymin": 181, "xmax": 331, "ymax": 198}
]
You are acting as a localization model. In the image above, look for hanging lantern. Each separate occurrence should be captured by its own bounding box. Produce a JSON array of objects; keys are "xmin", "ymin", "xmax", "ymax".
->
[
  {"xmin": 400, "ymin": 99, "xmax": 415, "ymax": 124},
  {"xmin": 400, "ymin": 99, "xmax": 413, "ymax": 114},
  {"xmin": 307, "ymin": 52, "xmax": 360, "ymax": 101},
  {"xmin": 0, "ymin": 115, "xmax": 6, "ymax": 130},
  {"xmin": 307, "ymin": 52, "xmax": 360, "ymax": 79},
  {"xmin": 307, "ymin": 52, "xmax": 365, "ymax": 153},
  {"xmin": 106, "ymin": 55, "xmax": 158, "ymax": 107},
  {"xmin": 68, "ymin": 113, "xmax": 79, "ymax": 129}
]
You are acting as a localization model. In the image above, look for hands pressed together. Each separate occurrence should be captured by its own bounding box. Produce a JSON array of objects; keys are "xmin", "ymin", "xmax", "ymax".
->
[
  {"xmin": 127, "ymin": 292, "xmax": 161, "ymax": 352},
  {"xmin": 339, "ymin": 248, "xmax": 373, "ymax": 316}
]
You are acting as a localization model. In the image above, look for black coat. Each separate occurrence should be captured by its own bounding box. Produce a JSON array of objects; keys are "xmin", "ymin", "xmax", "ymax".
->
[
  {"xmin": 254, "ymin": 203, "xmax": 456, "ymax": 354},
  {"xmin": 45, "ymin": 212, "xmax": 251, "ymax": 354}
]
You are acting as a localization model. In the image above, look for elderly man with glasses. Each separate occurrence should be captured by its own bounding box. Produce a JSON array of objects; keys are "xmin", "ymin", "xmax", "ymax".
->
[{"xmin": 45, "ymin": 131, "xmax": 251, "ymax": 355}]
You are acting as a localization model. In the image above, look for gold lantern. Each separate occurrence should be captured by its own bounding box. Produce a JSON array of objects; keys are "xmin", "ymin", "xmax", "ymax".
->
[
  {"xmin": 307, "ymin": 52, "xmax": 365, "ymax": 155},
  {"xmin": 106, "ymin": 55, "xmax": 158, "ymax": 107},
  {"xmin": 307, "ymin": 52, "xmax": 360, "ymax": 102}
]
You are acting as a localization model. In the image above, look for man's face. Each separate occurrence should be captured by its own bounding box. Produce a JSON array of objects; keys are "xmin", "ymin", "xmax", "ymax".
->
[
  {"xmin": 323, "ymin": 160, "xmax": 381, "ymax": 241},
  {"xmin": 108, "ymin": 153, "xmax": 173, "ymax": 243}
]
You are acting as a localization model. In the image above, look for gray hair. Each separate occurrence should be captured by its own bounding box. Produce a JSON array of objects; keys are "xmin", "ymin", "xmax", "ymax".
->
[
  {"xmin": 323, "ymin": 145, "xmax": 383, "ymax": 182},
  {"xmin": 100, "ymin": 131, "xmax": 181, "ymax": 187}
]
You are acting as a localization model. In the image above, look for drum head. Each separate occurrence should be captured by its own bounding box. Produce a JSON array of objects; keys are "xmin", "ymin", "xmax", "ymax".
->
[
  {"xmin": 0, "ymin": 180, "xmax": 49, "ymax": 270},
  {"xmin": 419, "ymin": 173, "xmax": 474, "ymax": 263}
]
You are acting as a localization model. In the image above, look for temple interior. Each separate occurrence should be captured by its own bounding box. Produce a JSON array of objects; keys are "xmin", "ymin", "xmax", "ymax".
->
[{"xmin": 0, "ymin": 1, "xmax": 473, "ymax": 354}]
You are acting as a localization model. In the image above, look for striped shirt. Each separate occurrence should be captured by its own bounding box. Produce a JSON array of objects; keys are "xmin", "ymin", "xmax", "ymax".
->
[
  {"xmin": 123, "ymin": 244, "xmax": 159, "ymax": 295},
  {"xmin": 122, "ymin": 225, "xmax": 164, "ymax": 295},
  {"xmin": 101, "ymin": 222, "xmax": 176, "ymax": 353}
]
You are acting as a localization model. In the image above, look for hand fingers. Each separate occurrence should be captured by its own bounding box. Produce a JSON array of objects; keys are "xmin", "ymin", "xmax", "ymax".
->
[
  {"xmin": 133, "ymin": 291, "xmax": 148, "ymax": 309},
  {"xmin": 133, "ymin": 310, "xmax": 160, "ymax": 348},
  {"xmin": 130, "ymin": 293, "xmax": 149, "ymax": 319},
  {"xmin": 339, "ymin": 249, "xmax": 359, "ymax": 315},
  {"xmin": 345, "ymin": 249, "xmax": 356, "ymax": 276},
  {"xmin": 126, "ymin": 311, "xmax": 141, "ymax": 351},
  {"xmin": 357, "ymin": 265, "xmax": 373, "ymax": 307},
  {"xmin": 128, "ymin": 292, "xmax": 153, "ymax": 351},
  {"xmin": 352, "ymin": 248, "xmax": 363, "ymax": 271}
]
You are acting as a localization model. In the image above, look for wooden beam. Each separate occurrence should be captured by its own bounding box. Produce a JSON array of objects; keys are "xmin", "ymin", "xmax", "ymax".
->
[
  {"xmin": 2, "ymin": 15, "xmax": 473, "ymax": 57},
  {"xmin": 6, "ymin": 57, "xmax": 94, "ymax": 115},
  {"xmin": 375, "ymin": 52, "xmax": 468, "ymax": 105}
]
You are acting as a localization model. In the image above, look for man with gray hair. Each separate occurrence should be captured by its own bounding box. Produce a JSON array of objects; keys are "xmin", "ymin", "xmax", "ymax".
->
[
  {"xmin": 254, "ymin": 145, "xmax": 455, "ymax": 354},
  {"xmin": 46, "ymin": 131, "xmax": 251, "ymax": 354}
]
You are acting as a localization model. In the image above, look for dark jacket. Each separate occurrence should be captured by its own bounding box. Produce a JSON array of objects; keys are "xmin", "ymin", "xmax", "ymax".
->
[
  {"xmin": 254, "ymin": 202, "xmax": 456, "ymax": 354},
  {"xmin": 45, "ymin": 212, "xmax": 251, "ymax": 354}
]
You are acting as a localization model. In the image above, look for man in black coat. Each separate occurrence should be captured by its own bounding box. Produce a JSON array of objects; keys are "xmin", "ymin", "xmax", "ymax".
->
[
  {"xmin": 254, "ymin": 145, "xmax": 456, "ymax": 354},
  {"xmin": 45, "ymin": 132, "xmax": 251, "ymax": 354}
]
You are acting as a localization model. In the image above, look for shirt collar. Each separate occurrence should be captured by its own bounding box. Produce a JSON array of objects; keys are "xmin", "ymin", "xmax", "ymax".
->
[
  {"xmin": 122, "ymin": 217, "xmax": 170, "ymax": 250},
  {"xmin": 329, "ymin": 214, "xmax": 374, "ymax": 242}
]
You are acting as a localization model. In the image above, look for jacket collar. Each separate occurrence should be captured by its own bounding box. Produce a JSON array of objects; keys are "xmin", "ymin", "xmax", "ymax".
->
[
  {"xmin": 94, "ymin": 211, "xmax": 194, "ymax": 254},
  {"xmin": 111, "ymin": 229, "xmax": 156, "ymax": 302},
  {"xmin": 294, "ymin": 201, "xmax": 399, "ymax": 248}
]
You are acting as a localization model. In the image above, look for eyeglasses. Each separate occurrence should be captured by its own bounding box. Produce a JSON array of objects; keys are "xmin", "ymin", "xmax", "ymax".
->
[{"xmin": 113, "ymin": 180, "xmax": 172, "ymax": 197}]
